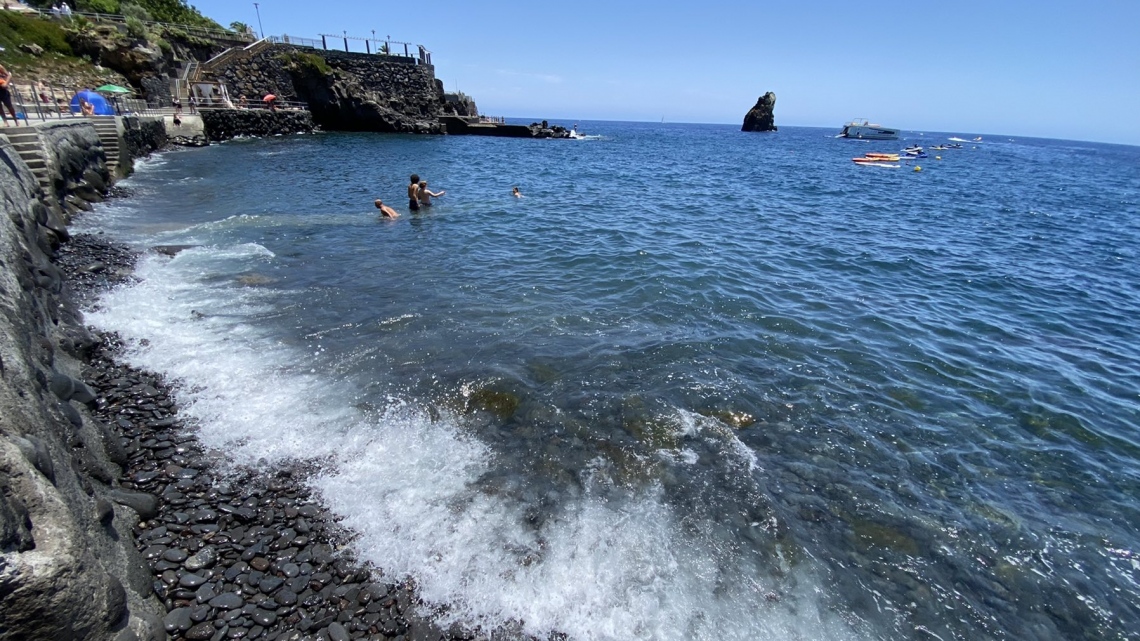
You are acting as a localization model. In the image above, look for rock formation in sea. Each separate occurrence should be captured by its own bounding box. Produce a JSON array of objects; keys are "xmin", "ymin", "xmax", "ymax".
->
[{"xmin": 742, "ymin": 92, "xmax": 778, "ymax": 132}]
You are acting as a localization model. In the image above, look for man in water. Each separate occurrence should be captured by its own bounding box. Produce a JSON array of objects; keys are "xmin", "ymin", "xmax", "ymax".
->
[
  {"xmin": 374, "ymin": 199, "xmax": 400, "ymax": 219},
  {"xmin": 417, "ymin": 181, "xmax": 445, "ymax": 206},
  {"xmin": 407, "ymin": 174, "xmax": 420, "ymax": 212}
]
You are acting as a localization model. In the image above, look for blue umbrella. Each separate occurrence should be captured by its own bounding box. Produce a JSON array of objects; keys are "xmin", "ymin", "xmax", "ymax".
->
[{"xmin": 69, "ymin": 90, "xmax": 114, "ymax": 116}]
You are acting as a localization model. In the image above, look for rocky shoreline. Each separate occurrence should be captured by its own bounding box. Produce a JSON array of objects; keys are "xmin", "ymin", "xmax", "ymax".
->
[{"xmin": 55, "ymin": 233, "xmax": 476, "ymax": 641}]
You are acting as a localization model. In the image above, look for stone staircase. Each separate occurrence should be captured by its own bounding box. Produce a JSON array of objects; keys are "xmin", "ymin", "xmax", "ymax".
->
[
  {"xmin": 3, "ymin": 128, "xmax": 52, "ymax": 193},
  {"xmin": 89, "ymin": 117, "xmax": 122, "ymax": 173}
]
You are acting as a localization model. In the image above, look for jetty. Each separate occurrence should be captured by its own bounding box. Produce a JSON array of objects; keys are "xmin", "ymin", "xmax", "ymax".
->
[{"xmin": 440, "ymin": 116, "xmax": 576, "ymax": 138}]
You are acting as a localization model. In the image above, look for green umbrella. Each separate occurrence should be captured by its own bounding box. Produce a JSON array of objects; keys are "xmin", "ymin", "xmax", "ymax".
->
[{"xmin": 95, "ymin": 84, "xmax": 133, "ymax": 94}]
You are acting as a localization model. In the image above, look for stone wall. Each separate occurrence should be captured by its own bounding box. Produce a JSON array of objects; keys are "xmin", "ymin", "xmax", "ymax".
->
[
  {"xmin": 34, "ymin": 123, "xmax": 114, "ymax": 223},
  {"xmin": 0, "ymin": 133, "xmax": 165, "ymax": 640},
  {"xmin": 200, "ymin": 109, "xmax": 316, "ymax": 142},
  {"xmin": 210, "ymin": 45, "xmax": 452, "ymax": 133},
  {"xmin": 122, "ymin": 116, "xmax": 168, "ymax": 162}
]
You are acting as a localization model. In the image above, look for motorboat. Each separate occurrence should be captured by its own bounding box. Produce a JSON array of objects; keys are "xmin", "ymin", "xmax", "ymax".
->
[{"xmin": 838, "ymin": 119, "xmax": 899, "ymax": 140}]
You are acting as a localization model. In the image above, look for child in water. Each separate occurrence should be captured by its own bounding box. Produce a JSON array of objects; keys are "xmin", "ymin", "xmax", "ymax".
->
[{"xmin": 418, "ymin": 181, "xmax": 445, "ymax": 206}]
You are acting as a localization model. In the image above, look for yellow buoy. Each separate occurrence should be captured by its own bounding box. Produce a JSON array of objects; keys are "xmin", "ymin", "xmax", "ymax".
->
[{"xmin": 914, "ymin": 166, "xmax": 922, "ymax": 172}]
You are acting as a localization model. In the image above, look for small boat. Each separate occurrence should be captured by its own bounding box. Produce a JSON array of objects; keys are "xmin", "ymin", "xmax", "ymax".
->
[
  {"xmin": 929, "ymin": 145, "xmax": 948, "ymax": 151},
  {"xmin": 902, "ymin": 146, "xmax": 928, "ymax": 158},
  {"xmin": 853, "ymin": 157, "xmax": 900, "ymax": 167},
  {"xmin": 853, "ymin": 152, "xmax": 901, "ymax": 166},
  {"xmin": 838, "ymin": 119, "xmax": 899, "ymax": 140}
]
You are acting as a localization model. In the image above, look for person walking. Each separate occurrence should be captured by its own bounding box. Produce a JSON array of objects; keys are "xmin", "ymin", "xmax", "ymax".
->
[{"xmin": 0, "ymin": 64, "xmax": 22, "ymax": 126}]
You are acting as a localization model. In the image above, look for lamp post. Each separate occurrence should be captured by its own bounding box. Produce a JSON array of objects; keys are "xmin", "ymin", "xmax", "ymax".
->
[{"xmin": 253, "ymin": 2, "xmax": 264, "ymax": 39}]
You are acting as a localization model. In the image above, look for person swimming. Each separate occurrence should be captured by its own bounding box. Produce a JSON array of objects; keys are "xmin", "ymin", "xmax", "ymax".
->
[
  {"xmin": 374, "ymin": 199, "xmax": 400, "ymax": 219},
  {"xmin": 512, "ymin": 186, "xmax": 524, "ymax": 198},
  {"xmin": 418, "ymin": 181, "xmax": 445, "ymax": 206}
]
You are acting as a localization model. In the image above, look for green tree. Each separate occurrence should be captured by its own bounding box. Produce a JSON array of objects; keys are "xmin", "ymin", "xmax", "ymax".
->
[{"xmin": 229, "ymin": 21, "xmax": 250, "ymax": 34}]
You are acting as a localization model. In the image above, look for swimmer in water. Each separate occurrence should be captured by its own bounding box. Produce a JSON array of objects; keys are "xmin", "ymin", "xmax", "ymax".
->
[{"xmin": 374, "ymin": 199, "xmax": 400, "ymax": 219}]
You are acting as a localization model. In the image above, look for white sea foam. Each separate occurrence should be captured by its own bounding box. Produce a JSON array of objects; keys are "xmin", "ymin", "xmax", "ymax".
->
[{"xmin": 88, "ymin": 246, "xmax": 868, "ymax": 641}]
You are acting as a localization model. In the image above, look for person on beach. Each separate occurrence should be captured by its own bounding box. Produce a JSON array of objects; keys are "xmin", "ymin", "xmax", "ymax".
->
[
  {"xmin": 417, "ymin": 180, "xmax": 445, "ymax": 206},
  {"xmin": 407, "ymin": 174, "xmax": 421, "ymax": 211},
  {"xmin": 79, "ymin": 98, "xmax": 94, "ymax": 116},
  {"xmin": 512, "ymin": 186, "xmax": 524, "ymax": 198},
  {"xmin": 0, "ymin": 64, "xmax": 20, "ymax": 126},
  {"xmin": 374, "ymin": 199, "xmax": 400, "ymax": 219}
]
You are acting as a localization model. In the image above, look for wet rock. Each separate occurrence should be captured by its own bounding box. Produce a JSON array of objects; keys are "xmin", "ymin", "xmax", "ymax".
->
[
  {"xmin": 164, "ymin": 607, "xmax": 193, "ymax": 633},
  {"xmin": 107, "ymin": 488, "xmax": 160, "ymax": 520}
]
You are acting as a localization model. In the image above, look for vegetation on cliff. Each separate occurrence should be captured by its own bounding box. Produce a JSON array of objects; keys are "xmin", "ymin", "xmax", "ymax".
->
[
  {"xmin": 0, "ymin": 10, "xmax": 127, "ymax": 86},
  {"xmin": 23, "ymin": 0, "xmax": 223, "ymax": 30}
]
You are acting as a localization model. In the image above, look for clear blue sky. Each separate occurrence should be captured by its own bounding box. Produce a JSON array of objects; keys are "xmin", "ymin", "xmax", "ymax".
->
[{"xmin": 192, "ymin": 0, "xmax": 1140, "ymax": 145}]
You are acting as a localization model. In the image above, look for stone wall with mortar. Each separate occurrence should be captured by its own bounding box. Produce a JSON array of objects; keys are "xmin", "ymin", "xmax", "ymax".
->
[
  {"xmin": 210, "ymin": 45, "xmax": 460, "ymax": 133},
  {"xmin": 200, "ymin": 109, "xmax": 315, "ymax": 142}
]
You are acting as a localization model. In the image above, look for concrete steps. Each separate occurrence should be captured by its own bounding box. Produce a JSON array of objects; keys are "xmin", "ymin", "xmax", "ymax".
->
[
  {"xmin": 89, "ymin": 118, "xmax": 121, "ymax": 171},
  {"xmin": 2, "ymin": 129, "xmax": 52, "ymax": 192}
]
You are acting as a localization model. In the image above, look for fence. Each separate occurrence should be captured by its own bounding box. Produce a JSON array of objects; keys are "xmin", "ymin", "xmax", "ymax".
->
[
  {"xmin": 0, "ymin": 84, "xmax": 167, "ymax": 122},
  {"xmin": 268, "ymin": 34, "xmax": 431, "ymax": 64},
  {"xmin": 0, "ymin": 83, "xmax": 310, "ymax": 125}
]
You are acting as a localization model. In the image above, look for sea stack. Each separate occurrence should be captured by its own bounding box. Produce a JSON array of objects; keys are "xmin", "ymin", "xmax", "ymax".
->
[{"xmin": 742, "ymin": 92, "xmax": 777, "ymax": 132}]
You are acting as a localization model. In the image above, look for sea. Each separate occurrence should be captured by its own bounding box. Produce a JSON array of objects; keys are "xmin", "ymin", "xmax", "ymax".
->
[{"xmin": 76, "ymin": 122, "xmax": 1140, "ymax": 641}]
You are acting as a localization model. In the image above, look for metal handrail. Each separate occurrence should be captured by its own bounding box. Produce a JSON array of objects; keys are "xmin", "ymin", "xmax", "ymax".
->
[
  {"xmin": 0, "ymin": 83, "xmax": 171, "ymax": 121},
  {"xmin": 267, "ymin": 34, "xmax": 426, "ymax": 60}
]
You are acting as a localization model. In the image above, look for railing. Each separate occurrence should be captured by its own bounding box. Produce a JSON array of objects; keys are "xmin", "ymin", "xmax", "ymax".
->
[
  {"xmin": 267, "ymin": 34, "xmax": 429, "ymax": 63},
  {"xmin": 0, "ymin": 83, "xmax": 172, "ymax": 121},
  {"xmin": 200, "ymin": 99, "xmax": 309, "ymax": 113}
]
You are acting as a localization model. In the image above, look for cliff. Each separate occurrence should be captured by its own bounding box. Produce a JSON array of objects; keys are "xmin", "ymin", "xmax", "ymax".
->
[{"xmin": 742, "ymin": 92, "xmax": 778, "ymax": 132}]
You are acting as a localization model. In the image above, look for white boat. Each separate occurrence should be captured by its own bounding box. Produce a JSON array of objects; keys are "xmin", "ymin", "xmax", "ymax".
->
[{"xmin": 838, "ymin": 119, "xmax": 899, "ymax": 140}]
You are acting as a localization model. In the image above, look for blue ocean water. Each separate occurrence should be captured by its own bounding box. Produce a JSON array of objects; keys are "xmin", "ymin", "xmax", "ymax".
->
[{"xmin": 79, "ymin": 123, "xmax": 1140, "ymax": 641}]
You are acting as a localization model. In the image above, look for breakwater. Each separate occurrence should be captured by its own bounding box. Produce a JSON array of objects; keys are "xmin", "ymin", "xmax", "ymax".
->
[{"xmin": 200, "ymin": 109, "xmax": 316, "ymax": 142}]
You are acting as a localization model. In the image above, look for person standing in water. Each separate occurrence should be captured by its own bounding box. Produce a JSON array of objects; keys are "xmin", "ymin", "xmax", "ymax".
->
[
  {"xmin": 407, "ymin": 174, "xmax": 421, "ymax": 212},
  {"xmin": 417, "ymin": 181, "xmax": 445, "ymax": 207}
]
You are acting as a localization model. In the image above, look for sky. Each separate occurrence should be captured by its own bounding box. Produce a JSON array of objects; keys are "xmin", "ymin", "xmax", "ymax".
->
[{"xmin": 190, "ymin": 0, "xmax": 1140, "ymax": 145}]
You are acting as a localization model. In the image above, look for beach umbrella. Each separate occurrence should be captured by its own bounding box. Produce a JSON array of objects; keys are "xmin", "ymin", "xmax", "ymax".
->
[
  {"xmin": 95, "ymin": 84, "xmax": 132, "ymax": 94},
  {"xmin": 69, "ymin": 90, "xmax": 114, "ymax": 116}
]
